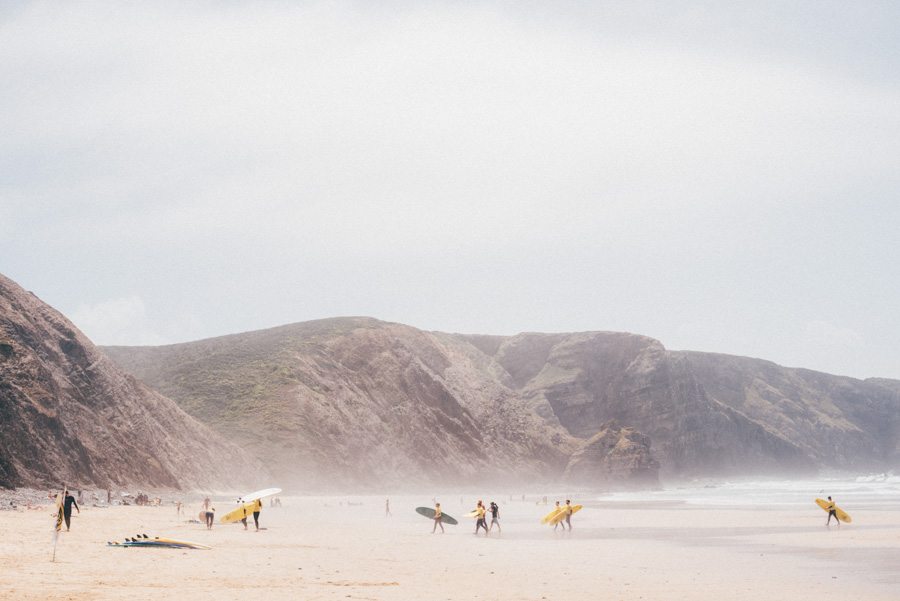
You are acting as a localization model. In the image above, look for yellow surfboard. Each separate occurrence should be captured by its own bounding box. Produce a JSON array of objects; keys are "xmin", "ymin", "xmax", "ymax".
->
[
  {"xmin": 220, "ymin": 500, "xmax": 261, "ymax": 524},
  {"xmin": 815, "ymin": 498, "xmax": 851, "ymax": 523},
  {"xmin": 541, "ymin": 507, "xmax": 564, "ymax": 524},
  {"xmin": 462, "ymin": 510, "xmax": 479, "ymax": 518},
  {"xmin": 549, "ymin": 504, "xmax": 582, "ymax": 526}
]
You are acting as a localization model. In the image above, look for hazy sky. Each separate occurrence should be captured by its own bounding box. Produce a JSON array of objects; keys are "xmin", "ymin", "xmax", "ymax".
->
[{"xmin": 3, "ymin": 1, "xmax": 899, "ymax": 380}]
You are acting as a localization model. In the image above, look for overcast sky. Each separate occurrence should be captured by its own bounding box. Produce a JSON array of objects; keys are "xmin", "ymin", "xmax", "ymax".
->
[{"xmin": 3, "ymin": 1, "xmax": 899, "ymax": 380}]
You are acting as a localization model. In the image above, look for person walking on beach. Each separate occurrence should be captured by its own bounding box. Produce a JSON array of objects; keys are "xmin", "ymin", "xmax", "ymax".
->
[
  {"xmin": 253, "ymin": 499, "xmax": 262, "ymax": 531},
  {"xmin": 63, "ymin": 490, "xmax": 80, "ymax": 531},
  {"xmin": 488, "ymin": 501, "xmax": 501, "ymax": 533},
  {"xmin": 563, "ymin": 499, "xmax": 574, "ymax": 531},
  {"xmin": 475, "ymin": 501, "xmax": 488, "ymax": 534},
  {"xmin": 386, "ymin": 499, "xmax": 392, "ymax": 517},
  {"xmin": 825, "ymin": 496, "xmax": 841, "ymax": 526},
  {"xmin": 432, "ymin": 502, "xmax": 444, "ymax": 534},
  {"xmin": 203, "ymin": 496, "xmax": 211, "ymax": 510},
  {"xmin": 205, "ymin": 508, "xmax": 215, "ymax": 530},
  {"xmin": 552, "ymin": 501, "xmax": 565, "ymax": 531}
]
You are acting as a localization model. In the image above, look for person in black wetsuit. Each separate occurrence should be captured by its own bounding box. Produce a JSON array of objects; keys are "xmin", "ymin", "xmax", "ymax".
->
[
  {"xmin": 488, "ymin": 501, "xmax": 501, "ymax": 533},
  {"xmin": 253, "ymin": 499, "xmax": 262, "ymax": 531},
  {"xmin": 63, "ymin": 490, "xmax": 80, "ymax": 531},
  {"xmin": 205, "ymin": 508, "xmax": 215, "ymax": 529},
  {"xmin": 825, "ymin": 496, "xmax": 841, "ymax": 526}
]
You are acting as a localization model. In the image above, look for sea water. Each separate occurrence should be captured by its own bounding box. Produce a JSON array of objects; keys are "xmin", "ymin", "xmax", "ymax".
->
[{"xmin": 602, "ymin": 474, "xmax": 900, "ymax": 510}]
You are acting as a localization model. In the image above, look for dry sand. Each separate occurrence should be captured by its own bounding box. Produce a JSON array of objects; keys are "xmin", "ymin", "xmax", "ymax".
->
[{"xmin": 1, "ymin": 493, "xmax": 898, "ymax": 601}]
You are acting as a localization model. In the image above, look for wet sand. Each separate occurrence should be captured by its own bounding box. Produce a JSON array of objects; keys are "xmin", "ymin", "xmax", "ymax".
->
[{"xmin": 2, "ymin": 494, "xmax": 898, "ymax": 600}]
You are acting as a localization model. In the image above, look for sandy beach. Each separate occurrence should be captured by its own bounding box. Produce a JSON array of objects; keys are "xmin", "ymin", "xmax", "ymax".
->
[{"xmin": 2, "ymin": 490, "xmax": 898, "ymax": 601}]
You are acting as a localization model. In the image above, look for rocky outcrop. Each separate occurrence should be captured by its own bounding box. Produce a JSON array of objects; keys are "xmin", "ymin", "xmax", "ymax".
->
[
  {"xmin": 563, "ymin": 421, "xmax": 660, "ymax": 488},
  {"xmin": 0, "ymin": 273, "xmax": 264, "ymax": 491}
]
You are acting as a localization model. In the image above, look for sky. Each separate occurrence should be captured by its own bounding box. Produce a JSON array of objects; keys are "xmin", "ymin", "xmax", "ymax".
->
[{"xmin": 2, "ymin": 1, "xmax": 899, "ymax": 380}]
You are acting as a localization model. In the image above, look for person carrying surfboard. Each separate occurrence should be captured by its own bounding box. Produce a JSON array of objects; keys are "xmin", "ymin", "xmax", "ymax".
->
[
  {"xmin": 205, "ymin": 508, "xmax": 215, "ymax": 530},
  {"xmin": 475, "ymin": 501, "xmax": 488, "ymax": 534},
  {"xmin": 432, "ymin": 502, "xmax": 444, "ymax": 534},
  {"xmin": 253, "ymin": 499, "xmax": 262, "ymax": 531},
  {"xmin": 825, "ymin": 496, "xmax": 840, "ymax": 526},
  {"xmin": 563, "ymin": 500, "xmax": 574, "ymax": 531},
  {"xmin": 552, "ymin": 501, "xmax": 565, "ymax": 531}
]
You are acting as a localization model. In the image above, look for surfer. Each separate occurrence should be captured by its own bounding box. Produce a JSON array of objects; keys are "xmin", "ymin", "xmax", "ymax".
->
[
  {"xmin": 552, "ymin": 501, "xmax": 565, "ymax": 531},
  {"xmin": 475, "ymin": 501, "xmax": 488, "ymax": 534},
  {"xmin": 253, "ymin": 499, "xmax": 261, "ymax": 531},
  {"xmin": 563, "ymin": 500, "xmax": 574, "ymax": 531},
  {"xmin": 825, "ymin": 496, "xmax": 840, "ymax": 526},
  {"xmin": 62, "ymin": 490, "xmax": 80, "ymax": 531},
  {"xmin": 203, "ymin": 496, "xmax": 211, "ymax": 510},
  {"xmin": 205, "ymin": 508, "xmax": 215, "ymax": 529},
  {"xmin": 488, "ymin": 501, "xmax": 501, "ymax": 532},
  {"xmin": 386, "ymin": 499, "xmax": 392, "ymax": 517},
  {"xmin": 432, "ymin": 502, "xmax": 444, "ymax": 533}
]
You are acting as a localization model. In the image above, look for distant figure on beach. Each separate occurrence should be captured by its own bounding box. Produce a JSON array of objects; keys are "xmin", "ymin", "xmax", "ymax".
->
[
  {"xmin": 107, "ymin": 489, "xmax": 111, "ymax": 504},
  {"xmin": 176, "ymin": 501, "xmax": 182, "ymax": 517},
  {"xmin": 63, "ymin": 490, "xmax": 80, "ymax": 531},
  {"xmin": 253, "ymin": 499, "xmax": 262, "ymax": 531},
  {"xmin": 432, "ymin": 502, "xmax": 444, "ymax": 534},
  {"xmin": 203, "ymin": 496, "xmax": 211, "ymax": 510},
  {"xmin": 825, "ymin": 496, "xmax": 840, "ymax": 526},
  {"xmin": 475, "ymin": 501, "xmax": 488, "ymax": 534},
  {"xmin": 563, "ymin": 499, "xmax": 574, "ymax": 531},
  {"xmin": 205, "ymin": 508, "xmax": 215, "ymax": 529},
  {"xmin": 385, "ymin": 499, "xmax": 392, "ymax": 517},
  {"xmin": 488, "ymin": 501, "xmax": 501, "ymax": 532}
]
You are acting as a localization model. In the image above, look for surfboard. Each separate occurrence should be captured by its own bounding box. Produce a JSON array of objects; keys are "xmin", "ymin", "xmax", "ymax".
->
[
  {"xmin": 137, "ymin": 534, "xmax": 211, "ymax": 549},
  {"xmin": 549, "ymin": 504, "xmax": 582, "ymax": 526},
  {"xmin": 236, "ymin": 488, "xmax": 282, "ymax": 504},
  {"xmin": 415, "ymin": 507, "xmax": 459, "ymax": 525},
  {"xmin": 198, "ymin": 510, "xmax": 212, "ymax": 522},
  {"xmin": 462, "ymin": 510, "xmax": 480, "ymax": 518},
  {"xmin": 815, "ymin": 498, "xmax": 852, "ymax": 523},
  {"xmin": 220, "ymin": 500, "xmax": 261, "ymax": 524},
  {"xmin": 541, "ymin": 507, "xmax": 564, "ymax": 524}
]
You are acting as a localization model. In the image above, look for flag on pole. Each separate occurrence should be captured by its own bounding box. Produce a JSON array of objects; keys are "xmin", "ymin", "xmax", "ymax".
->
[{"xmin": 51, "ymin": 490, "xmax": 64, "ymax": 560}]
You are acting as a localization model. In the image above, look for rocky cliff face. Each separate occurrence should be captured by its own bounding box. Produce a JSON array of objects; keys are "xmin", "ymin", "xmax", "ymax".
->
[
  {"xmin": 0, "ymin": 273, "xmax": 263, "ymax": 491},
  {"xmin": 562, "ymin": 420, "xmax": 660, "ymax": 488},
  {"xmin": 103, "ymin": 319, "xmax": 578, "ymax": 490},
  {"xmin": 456, "ymin": 332, "xmax": 900, "ymax": 477}
]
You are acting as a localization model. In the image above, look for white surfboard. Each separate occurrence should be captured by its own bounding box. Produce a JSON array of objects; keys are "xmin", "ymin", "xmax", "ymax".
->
[{"xmin": 236, "ymin": 487, "xmax": 282, "ymax": 504}]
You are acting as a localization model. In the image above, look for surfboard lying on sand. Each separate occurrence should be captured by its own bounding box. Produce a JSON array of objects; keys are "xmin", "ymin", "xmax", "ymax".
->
[
  {"xmin": 815, "ymin": 498, "xmax": 852, "ymax": 523},
  {"xmin": 236, "ymin": 488, "xmax": 282, "ymax": 504},
  {"xmin": 549, "ymin": 505, "xmax": 583, "ymax": 526},
  {"xmin": 107, "ymin": 535, "xmax": 210, "ymax": 549},
  {"xmin": 220, "ymin": 500, "xmax": 261, "ymax": 524},
  {"xmin": 415, "ymin": 507, "xmax": 459, "ymax": 525},
  {"xmin": 540, "ymin": 507, "xmax": 564, "ymax": 524}
]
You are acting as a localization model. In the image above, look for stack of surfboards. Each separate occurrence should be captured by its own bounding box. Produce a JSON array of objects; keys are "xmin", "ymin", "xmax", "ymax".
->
[{"xmin": 107, "ymin": 534, "xmax": 211, "ymax": 549}]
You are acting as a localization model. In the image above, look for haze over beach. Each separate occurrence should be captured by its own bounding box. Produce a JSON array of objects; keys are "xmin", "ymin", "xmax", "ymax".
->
[
  {"xmin": 3, "ymin": 1, "xmax": 899, "ymax": 380},
  {"xmin": 3, "ymin": 2, "xmax": 900, "ymax": 600}
]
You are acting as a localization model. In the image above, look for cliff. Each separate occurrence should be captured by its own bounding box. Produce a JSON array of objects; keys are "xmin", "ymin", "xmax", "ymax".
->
[
  {"xmin": 456, "ymin": 332, "xmax": 900, "ymax": 477},
  {"xmin": 103, "ymin": 318, "xmax": 578, "ymax": 490},
  {"xmin": 0, "ymin": 273, "xmax": 264, "ymax": 491}
]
